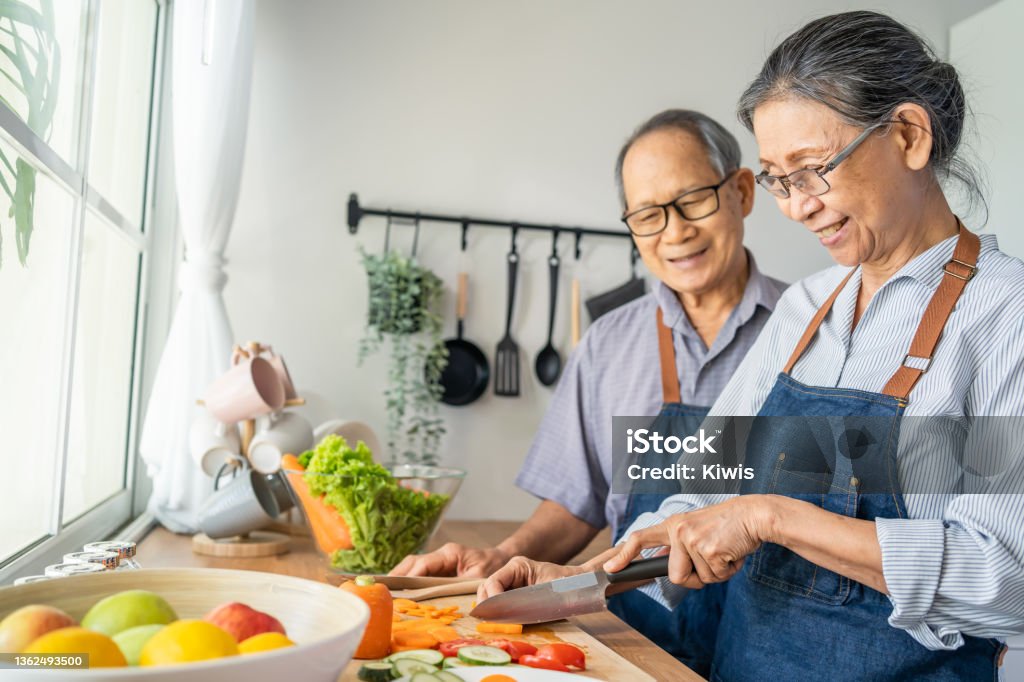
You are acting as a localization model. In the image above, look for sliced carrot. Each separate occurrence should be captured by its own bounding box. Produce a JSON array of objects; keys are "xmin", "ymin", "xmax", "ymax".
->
[
  {"xmin": 281, "ymin": 454, "xmax": 352, "ymax": 551},
  {"xmin": 392, "ymin": 612, "xmax": 402, "ymax": 622},
  {"xmin": 392, "ymin": 618, "xmax": 445, "ymax": 632},
  {"xmin": 393, "ymin": 599, "xmax": 419, "ymax": 610},
  {"xmin": 391, "ymin": 630, "xmax": 439, "ymax": 649},
  {"xmin": 439, "ymin": 616, "xmax": 457, "ymax": 625},
  {"xmin": 426, "ymin": 626, "xmax": 460, "ymax": 643},
  {"xmin": 476, "ymin": 622, "xmax": 523, "ymax": 634}
]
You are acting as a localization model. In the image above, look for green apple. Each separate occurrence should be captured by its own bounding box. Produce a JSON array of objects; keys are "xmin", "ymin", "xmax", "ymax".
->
[
  {"xmin": 82, "ymin": 591, "xmax": 177, "ymax": 637},
  {"xmin": 112, "ymin": 624, "xmax": 165, "ymax": 666}
]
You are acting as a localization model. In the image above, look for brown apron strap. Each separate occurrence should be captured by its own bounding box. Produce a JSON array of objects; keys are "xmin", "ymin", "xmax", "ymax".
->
[
  {"xmin": 782, "ymin": 268, "xmax": 858, "ymax": 374},
  {"xmin": 656, "ymin": 308, "xmax": 681, "ymax": 405},
  {"xmin": 882, "ymin": 225, "xmax": 979, "ymax": 400}
]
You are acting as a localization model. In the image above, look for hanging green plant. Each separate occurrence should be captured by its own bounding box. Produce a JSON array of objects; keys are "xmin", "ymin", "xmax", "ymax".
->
[
  {"xmin": 359, "ymin": 247, "xmax": 448, "ymax": 466},
  {"xmin": 0, "ymin": 0, "xmax": 60, "ymax": 268}
]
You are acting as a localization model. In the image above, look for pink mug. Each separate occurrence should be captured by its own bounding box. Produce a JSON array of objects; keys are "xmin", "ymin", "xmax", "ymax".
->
[
  {"xmin": 203, "ymin": 356, "xmax": 285, "ymax": 423},
  {"xmin": 263, "ymin": 347, "xmax": 297, "ymax": 400}
]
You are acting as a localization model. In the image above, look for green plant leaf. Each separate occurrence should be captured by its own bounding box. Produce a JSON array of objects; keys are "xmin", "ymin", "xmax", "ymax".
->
[{"xmin": 0, "ymin": 0, "xmax": 60, "ymax": 268}]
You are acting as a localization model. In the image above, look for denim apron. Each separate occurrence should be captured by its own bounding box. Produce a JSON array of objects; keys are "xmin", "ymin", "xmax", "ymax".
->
[
  {"xmin": 607, "ymin": 308, "xmax": 727, "ymax": 677},
  {"xmin": 711, "ymin": 227, "xmax": 1005, "ymax": 681}
]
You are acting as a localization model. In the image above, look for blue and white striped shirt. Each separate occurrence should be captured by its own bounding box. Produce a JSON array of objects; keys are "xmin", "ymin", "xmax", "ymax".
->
[{"xmin": 625, "ymin": 233, "xmax": 1024, "ymax": 651}]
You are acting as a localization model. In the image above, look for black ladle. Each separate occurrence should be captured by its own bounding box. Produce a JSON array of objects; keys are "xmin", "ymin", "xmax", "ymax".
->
[{"xmin": 535, "ymin": 248, "xmax": 562, "ymax": 386}]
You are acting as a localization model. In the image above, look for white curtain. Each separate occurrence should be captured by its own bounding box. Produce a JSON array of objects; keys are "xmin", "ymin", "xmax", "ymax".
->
[{"xmin": 139, "ymin": 0, "xmax": 255, "ymax": 532}]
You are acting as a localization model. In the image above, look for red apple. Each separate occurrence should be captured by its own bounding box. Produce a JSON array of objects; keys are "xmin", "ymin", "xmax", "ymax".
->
[
  {"xmin": 203, "ymin": 602, "xmax": 285, "ymax": 643},
  {"xmin": 0, "ymin": 605, "xmax": 77, "ymax": 653}
]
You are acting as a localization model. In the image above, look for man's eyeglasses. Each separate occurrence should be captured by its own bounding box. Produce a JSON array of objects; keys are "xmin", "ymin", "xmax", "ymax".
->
[
  {"xmin": 755, "ymin": 121, "xmax": 892, "ymax": 199},
  {"xmin": 622, "ymin": 169, "xmax": 738, "ymax": 237}
]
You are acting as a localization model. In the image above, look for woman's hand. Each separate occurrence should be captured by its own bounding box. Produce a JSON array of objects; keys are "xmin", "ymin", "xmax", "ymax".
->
[
  {"xmin": 604, "ymin": 496, "xmax": 778, "ymax": 587},
  {"xmin": 476, "ymin": 556, "xmax": 589, "ymax": 601}
]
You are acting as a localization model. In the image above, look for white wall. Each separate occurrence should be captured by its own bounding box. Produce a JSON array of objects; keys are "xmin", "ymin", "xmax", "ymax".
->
[
  {"xmin": 951, "ymin": 0, "xmax": 1024, "ymax": 259},
  {"xmin": 950, "ymin": 1, "xmax": 1024, "ymax": 675},
  {"xmin": 227, "ymin": 0, "xmax": 997, "ymax": 521}
]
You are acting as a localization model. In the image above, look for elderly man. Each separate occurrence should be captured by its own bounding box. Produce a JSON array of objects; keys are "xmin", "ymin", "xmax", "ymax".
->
[{"xmin": 392, "ymin": 110, "xmax": 786, "ymax": 669}]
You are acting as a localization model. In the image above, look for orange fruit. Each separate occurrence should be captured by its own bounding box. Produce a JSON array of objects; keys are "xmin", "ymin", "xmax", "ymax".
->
[{"xmin": 24, "ymin": 627, "xmax": 127, "ymax": 668}]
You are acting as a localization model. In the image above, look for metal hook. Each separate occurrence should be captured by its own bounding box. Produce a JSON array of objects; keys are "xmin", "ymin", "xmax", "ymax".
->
[
  {"xmin": 574, "ymin": 229, "xmax": 582, "ymax": 261},
  {"xmin": 510, "ymin": 224, "xmax": 519, "ymax": 255},
  {"xmin": 630, "ymin": 246, "xmax": 639, "ymax": 278},
  {"xmin": 411, "ymin": 214, "xmax": 421, "ymax": 258},
  {"xmin": 383, "ymin": 212, "xmax": 393, "ymax": 254},
  {"xmin": 460, "ymin": 220, "xmax": 469, "ymax": 252},
  {"xmin": 550, "ymin": 229, "xmax": 560, "ymax": 258}
]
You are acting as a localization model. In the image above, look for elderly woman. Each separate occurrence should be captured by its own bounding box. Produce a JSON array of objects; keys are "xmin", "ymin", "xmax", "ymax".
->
[{"xmin": 480, "ymin": 11, "xmax": 1024, "ymax": 680}]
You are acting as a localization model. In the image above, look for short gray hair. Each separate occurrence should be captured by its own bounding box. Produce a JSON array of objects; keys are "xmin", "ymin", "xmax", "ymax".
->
[
  {"xmin": 737, "ymin": 10, "xmax": 986, "ymax": 221},
  {"xmin": 614, "ymin": 109, "xmax": 741, "ymax": 210}
]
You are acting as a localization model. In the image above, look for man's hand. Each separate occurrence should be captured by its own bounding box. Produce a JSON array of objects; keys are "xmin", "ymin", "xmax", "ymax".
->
[
  {"xmin": 603, "ymin": 496, "xmax": 776, "ymax": 587},
  {"xmin": 477, "ymin": 556, "xmax": 589, "ymax": 601},
  {"xmin": 389, "ymin": 543, "xmax": 511, "ymax": 578}
]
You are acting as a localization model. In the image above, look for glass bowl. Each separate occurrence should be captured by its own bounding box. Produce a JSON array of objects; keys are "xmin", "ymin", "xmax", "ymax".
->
[{"xmin": 282, "ymin": 463, "xmax": 465, "ymax": 574}]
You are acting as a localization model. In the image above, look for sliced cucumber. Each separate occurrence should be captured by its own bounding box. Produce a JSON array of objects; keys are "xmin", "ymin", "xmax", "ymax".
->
[
  {"xmin": 434, "ymin": 672, "xmax": 464, "ymax": 682},
  {"xmin": 391, "ymin": 658, "xmax": 437, "ymax": 677},
  {"xmin": 456, "ymin": 645, "xmax": 512, "ymax": 666},
  {"xmin": 388, "ymin": 649, "xmax": 445, "ymax": 666},
  {"xmin": 410, "ymin": 674, "xmax": 443, "ymax": 682},
  {"xmin": 441, "ymin": 656, "xmax": 468, "ymax": 668},
  {"xmin": 357, "ymin": 662, "xmax": 395, "ymax": 682}
]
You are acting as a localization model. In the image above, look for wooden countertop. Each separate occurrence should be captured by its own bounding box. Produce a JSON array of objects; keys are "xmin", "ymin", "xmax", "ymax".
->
[{"xmin": 139, "ymin": 521, "xmax": 702, "ymax": 682}]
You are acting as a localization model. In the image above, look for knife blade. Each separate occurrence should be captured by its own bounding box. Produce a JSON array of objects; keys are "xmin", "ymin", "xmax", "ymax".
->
[{"xmin": 469, "ymin": 555, "xmax": 669, "ymax": 624}]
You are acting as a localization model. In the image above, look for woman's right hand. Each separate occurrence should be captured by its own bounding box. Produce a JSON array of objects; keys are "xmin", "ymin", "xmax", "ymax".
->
[{"xmin": 477, "ymin": 556, "xmax": 588, "ymax": 601}]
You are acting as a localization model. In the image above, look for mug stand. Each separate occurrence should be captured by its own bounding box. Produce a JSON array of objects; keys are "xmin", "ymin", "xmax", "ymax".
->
[
  {"xmin": 191, "ymin": 530, "xmax": 291, "ymax": 558},
  {"xmin": 191, "ymin": 340, "xmax": 311, "ymax": 556}
]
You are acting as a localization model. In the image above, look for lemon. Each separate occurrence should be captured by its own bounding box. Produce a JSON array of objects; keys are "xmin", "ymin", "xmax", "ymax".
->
[
  {"xmin": 24, "ymin": 626, "xmax": 127, "ymax": 668},
  {"xmin": 139, "ymin": 620, "xmax": 238, "ymax": 666},
  {"xmin": 238, "ymin": 632, "xmax": 295, "ymax": 654}
]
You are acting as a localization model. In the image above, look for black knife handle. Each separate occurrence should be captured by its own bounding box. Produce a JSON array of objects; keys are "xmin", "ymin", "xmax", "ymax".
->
[{"xmin": 606, "ymin": 555, "xmax": 670, "ymax": 584}]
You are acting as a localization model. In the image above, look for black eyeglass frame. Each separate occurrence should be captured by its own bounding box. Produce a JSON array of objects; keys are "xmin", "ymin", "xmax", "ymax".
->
[
  {"xmin": 621, "ymin": 169, "xmax": 739, "ymax": 237},
  {"xmin": 754, "ymin": 121, "xmax": 896, "ymax": 199}
]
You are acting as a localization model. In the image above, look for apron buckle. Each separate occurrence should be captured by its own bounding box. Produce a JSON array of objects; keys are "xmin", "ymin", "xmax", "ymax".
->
[
  {"xmin": 902, "ymin": 354, "xmax": 932, "ymax": 373},
  {"xmin": 943, "ymin": 258, "xmax": 976, "ymax": 281}
]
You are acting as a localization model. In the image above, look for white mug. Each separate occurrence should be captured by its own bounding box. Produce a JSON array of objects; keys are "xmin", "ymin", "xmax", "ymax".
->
[
  {"xmin": 190, "ymin": 412, "xmax": 243, "ymax": 476},
  {"xmin": 247, "ymin": 411, "xmax": 314, "ymax": 474}
]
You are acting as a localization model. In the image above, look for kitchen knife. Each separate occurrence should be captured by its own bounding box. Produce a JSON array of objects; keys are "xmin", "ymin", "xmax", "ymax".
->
[{"xmin": 469, "ymin": 555, "xmax": 669, "ymax": 624}]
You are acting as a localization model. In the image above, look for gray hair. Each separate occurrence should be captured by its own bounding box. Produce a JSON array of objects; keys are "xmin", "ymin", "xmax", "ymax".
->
[
  {"xmin": 737, "ymin": 10, "xmax": 986, "ymax": 221},
  {"xmin": 614, "ymin": 109, "xmax": 741, "ymax": 210}
]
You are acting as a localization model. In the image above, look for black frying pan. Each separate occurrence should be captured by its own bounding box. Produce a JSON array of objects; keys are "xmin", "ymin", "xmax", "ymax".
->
[{"xmin": 438, "ymin": 273, "xmax": 489, "ymax": 405}]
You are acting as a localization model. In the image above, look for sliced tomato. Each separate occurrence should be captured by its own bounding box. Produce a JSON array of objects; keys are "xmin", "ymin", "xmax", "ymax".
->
[
  {"xmin": 520, "ymin": 654, "xmax": 571, "ymax": 672},
  {"xmin": 535, "ymin": 642, "xmax": 586, "ymax": 670},
  {"xmin": 505, "ymin": 640, "xmax": 538, "ymax": 662},
  {"xmin": 482, "ymin": 639, "xmax": 537, "ymax": 662},
  {"xmin": 438, "ymin": 638, "xmax": 485, "ymax": 658}
]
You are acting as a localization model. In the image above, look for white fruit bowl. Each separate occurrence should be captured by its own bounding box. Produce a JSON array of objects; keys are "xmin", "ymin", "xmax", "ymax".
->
[{"xmin": 0, "ymin": 567, "xmax": 368, "ymax": 681}]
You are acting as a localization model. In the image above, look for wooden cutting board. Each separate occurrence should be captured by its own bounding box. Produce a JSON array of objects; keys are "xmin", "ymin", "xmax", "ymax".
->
[{"xmin": 338, "ymin": 593, "xmax": 655, "ymax": 681}]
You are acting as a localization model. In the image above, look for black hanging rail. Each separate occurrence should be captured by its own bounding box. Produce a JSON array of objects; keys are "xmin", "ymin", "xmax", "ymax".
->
[{"xmin": 347, "ymin": 193, "xmax": 632, "ymax": 258}]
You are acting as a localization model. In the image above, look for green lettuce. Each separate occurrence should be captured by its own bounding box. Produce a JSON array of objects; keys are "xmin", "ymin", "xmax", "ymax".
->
[{"xmin": 300, "ymin": 434, "xmax": 449, "ymax": 573}]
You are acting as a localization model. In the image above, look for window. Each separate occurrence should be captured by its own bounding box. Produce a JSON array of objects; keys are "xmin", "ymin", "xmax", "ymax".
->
[{"xmin": 0, "ymin": 0, "xmax": 162, "ymax": 573}]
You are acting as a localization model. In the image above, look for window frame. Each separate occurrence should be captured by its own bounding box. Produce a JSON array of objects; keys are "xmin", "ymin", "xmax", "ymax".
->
[{"xmin": 0, "ymin": 0, "xmax": 172, "ymax": 581}]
